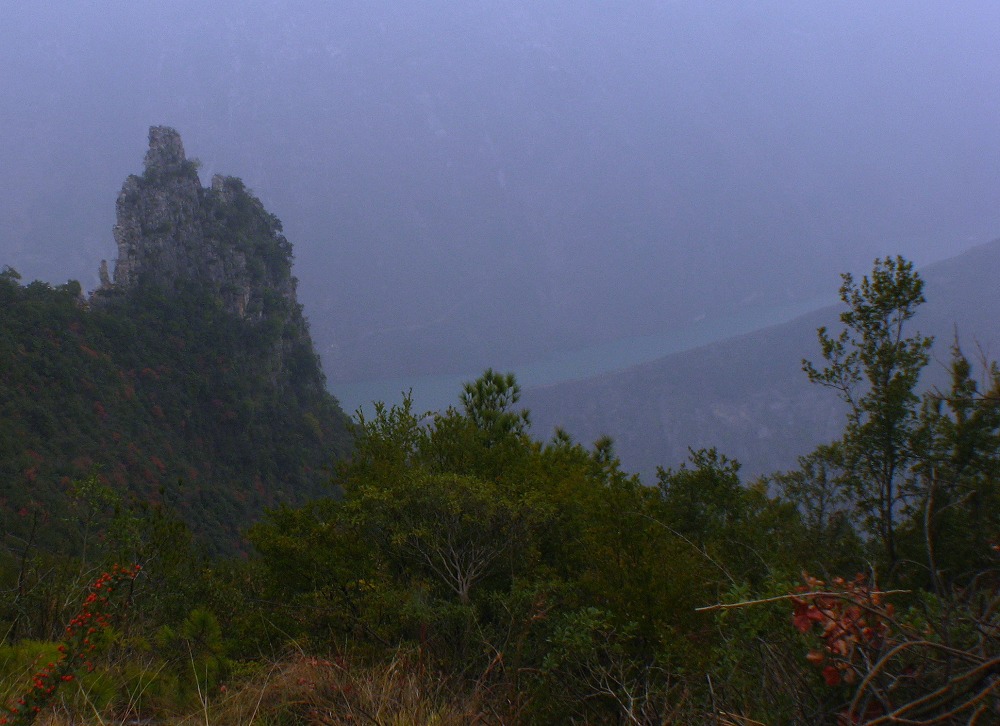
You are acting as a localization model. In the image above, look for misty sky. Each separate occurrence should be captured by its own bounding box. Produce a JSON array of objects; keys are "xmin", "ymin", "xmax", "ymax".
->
[{"xmin": 3, "ymin": 1, "xmax": 999, "ymax": 383}]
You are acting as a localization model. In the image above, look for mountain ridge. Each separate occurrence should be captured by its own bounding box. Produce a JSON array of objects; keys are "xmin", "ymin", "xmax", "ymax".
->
[
  {"xmin": 0, "ymin": 127, "xmax": 350, "ymax": 553},
  {"xmin": 522, "ymin": 240, "xmax": 1000, "ymax": 479}
]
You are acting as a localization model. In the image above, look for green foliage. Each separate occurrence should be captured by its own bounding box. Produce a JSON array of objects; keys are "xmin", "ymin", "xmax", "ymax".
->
[
  {"xmin": 909, "ymin": 341, "xmax": 1000, "ymax": 587},
  {"xmin": 770, "ymin": 445, "xmax": 865, "ymax": 574},
  {"xmin": 705, "ymin": 579, "xmax": 837, "ymax": 723},
  {"xmin": 458, "ymin": 367, "xmax": 530, "ymax": 441},
  {"xmin": 537, "ymin": 606, "xmax": 682, "ymax": 723},
  {"xmin": 803, "ymin": 255, "xmax": 933, "ymax": 570},
  {"xmin": 0, "ymin": 263, "xmax": 349, "ymax": 555},
  {"xmin": 251, "ymin": 371, "xmax": 813, "ymax": 720},
  {"xmin": 155, "ymin": 607, "xmax": 229, "ymax": 705},
  {"xmin": 3, "ymin": 252, "xmax": 998, "ymax": 723},
  {"xmin": 657, "ymin": 448, "xmax": 745, "ymax": 547},
  {"xmin": 656, "ymin": 449, "xmax": 806, "ymax": 590},
  {"xmin": 799, "ymin": 255, "xmax": 1000, "ymax": 589}
]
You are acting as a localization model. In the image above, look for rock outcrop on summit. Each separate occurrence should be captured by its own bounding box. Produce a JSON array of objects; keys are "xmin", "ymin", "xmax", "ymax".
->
[
  {"xmin": 96, "ymin": 126, "xmax": 325, "ymax": 398},
  {"xmin": 105, "ymin": 126, "xmax": 297, "ymax": 322},
  {"xmin": 0, "ymin": 125, "xmax": 357, "ymax": 551}
]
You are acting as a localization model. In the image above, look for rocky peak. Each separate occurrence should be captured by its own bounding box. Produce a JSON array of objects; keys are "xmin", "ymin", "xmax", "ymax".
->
[
  {"xmin": 144, "ymin": 126, "xmax": 188, "ymax": 176},
  {"xmin": 94, "ymin": 126, "xmax": 323, "ymax": 393},
  {"xmin": 101, "ymin": 126, "xmax": 297, "ymax": 322}
]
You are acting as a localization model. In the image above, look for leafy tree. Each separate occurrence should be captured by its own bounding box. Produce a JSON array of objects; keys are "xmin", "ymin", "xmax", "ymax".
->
[
  {"xmin": 770, "ymin": 444, "xmax": 864, "ymax": 574},
  {"xmin": 772, "ymin": 445, "xmax": 846, "ymax": 534},
  {"xmin": 656, "ymin": 448, "xmax": 806, "ymax": 590},
  {"xmin": 373, "ymin": 471, "xmax": 520, "ymax": 607},
  {"xmin": 912, "ymin": 341, "xmax": 1000, "ymax": 587},
  {"xmin": 803, "ymin": 255, "xmax": 932, "ymax": 571},
  {"xmin": 656, "ymin": 448, "xmax": 745, "ymax": 549}
]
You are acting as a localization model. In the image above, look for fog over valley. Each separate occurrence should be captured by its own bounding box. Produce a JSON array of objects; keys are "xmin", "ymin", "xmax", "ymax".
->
[
  {"xmin": 4, "ymin": 1, "xmax": 1000, "ymax": 391},
  {"xmin": 6, "ymin": 6, "xmax": 1000, "ymax": 717}
]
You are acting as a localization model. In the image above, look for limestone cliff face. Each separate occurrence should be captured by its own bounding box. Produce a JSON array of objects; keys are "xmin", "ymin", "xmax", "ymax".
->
[
  {"xmin": 98, "ymin": 126, "xmax": 324, "ymax": 394},
  {"xmin": 109, "ymin": 126, "xmax": 297, "ymax": 320}
]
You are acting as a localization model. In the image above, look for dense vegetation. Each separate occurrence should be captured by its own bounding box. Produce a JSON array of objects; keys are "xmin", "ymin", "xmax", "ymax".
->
[
  {"xmin": 0, "ymin": 265, "xmax": 350, "ymax": 555},
  {"xmin": 2, "ymin": 256, "xmax": 999, "ymax": 724}
]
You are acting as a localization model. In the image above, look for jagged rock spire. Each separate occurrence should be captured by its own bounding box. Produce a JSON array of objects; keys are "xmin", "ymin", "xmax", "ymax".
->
[
  {"xmin": 102, "ymin": 126, "xmax": 297, "ymax": 322},
  {"xmin": 93, "ymin": 125, "xmax": 323, "ymax": 395},
  {"xmin": 143, "ymin": 126, "xmax": 188, "ymax": 175}
]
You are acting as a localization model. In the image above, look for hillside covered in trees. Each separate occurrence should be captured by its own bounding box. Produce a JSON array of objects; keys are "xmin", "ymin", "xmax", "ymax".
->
[
  {"xmin": 1, "ymin": 131, "xmax": 999, "ymax": 724},
  {"xmin": 0, "ymin": 128, "xmax": 350, "ymax": 554}
]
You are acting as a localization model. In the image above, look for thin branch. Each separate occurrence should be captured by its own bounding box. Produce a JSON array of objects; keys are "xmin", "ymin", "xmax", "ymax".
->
[
  {"xmin": 848, "ymin": 643, "xmax": 995, "ymax": 720},
  {"xmin": 695, "ymin": 590, "xmax": 910, "ymax": 613}
]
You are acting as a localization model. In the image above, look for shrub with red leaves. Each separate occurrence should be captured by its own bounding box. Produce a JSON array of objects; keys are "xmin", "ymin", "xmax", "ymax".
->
[
  {"xmin": 790, "ymin": 573, "xmax": 894, "ymax": 687},
  {"xmin": 0, "ymin": 564, "xmax": 141, "ymax": 726}
]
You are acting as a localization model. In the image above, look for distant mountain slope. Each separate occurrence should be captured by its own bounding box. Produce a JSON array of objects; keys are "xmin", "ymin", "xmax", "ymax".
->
[
  {"xmin": 0, "ymin": 128, "xmax": 350, "ymax": 553},
  {"xmin": 7, "ymin": 4, "xmax": 1000, "ymax": 383},
  {"xmin": 523, "ymin": 241, "xmax": 1000, "ymax": 480}
]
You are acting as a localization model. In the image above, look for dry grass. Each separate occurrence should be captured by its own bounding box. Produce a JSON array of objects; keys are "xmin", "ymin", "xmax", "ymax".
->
[
  {"xmin": 200, "ymin": 649, "xmax": 502, "ymax": 726},
  {"xmin": 5, "ymin": 648, "xmax": 504, "ymax": 725}
]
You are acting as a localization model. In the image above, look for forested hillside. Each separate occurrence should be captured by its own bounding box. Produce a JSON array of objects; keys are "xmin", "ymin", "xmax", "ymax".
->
[
  {"xmin": 0, "ymin": 128, "xmax": 350, "ymax": 554},
  {"xmin": 2, "ymin": 243, "xmax": 999, "ymax": 722}
]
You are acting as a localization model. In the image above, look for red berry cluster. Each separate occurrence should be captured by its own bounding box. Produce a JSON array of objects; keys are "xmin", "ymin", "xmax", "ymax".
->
[
  {"xmin": 1, "ymin": 564, "xmax": 141, "ymax": 725},
  {"xmin": 790, "ymin": 573, "xmax": 893, "ymax": 687}
]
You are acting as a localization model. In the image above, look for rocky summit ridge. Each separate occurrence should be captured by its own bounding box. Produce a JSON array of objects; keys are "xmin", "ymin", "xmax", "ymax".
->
[
  {"xmin": 101, "ymin": 126, "xmax": 297, "ymax": 323},
  {"xmin": 93, "ymin": 126, "xmax": 326, "ymax": 397},
  {"xmin": 0, "ymin": 126, "xmax": 351, "ymax": 551}
]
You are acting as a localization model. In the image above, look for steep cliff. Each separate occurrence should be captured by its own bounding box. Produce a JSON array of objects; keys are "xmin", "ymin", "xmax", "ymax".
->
[
  {"xmin": 1, "ymin": 128, "xmax": 349, "ymax": 553},
  {"xmin": 109, "ymin": 127, "xmax": 294, "ymax": 316},
  {"xmin": 97, "ymin": 126, "xmax": 323, "ymax": 397}
]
